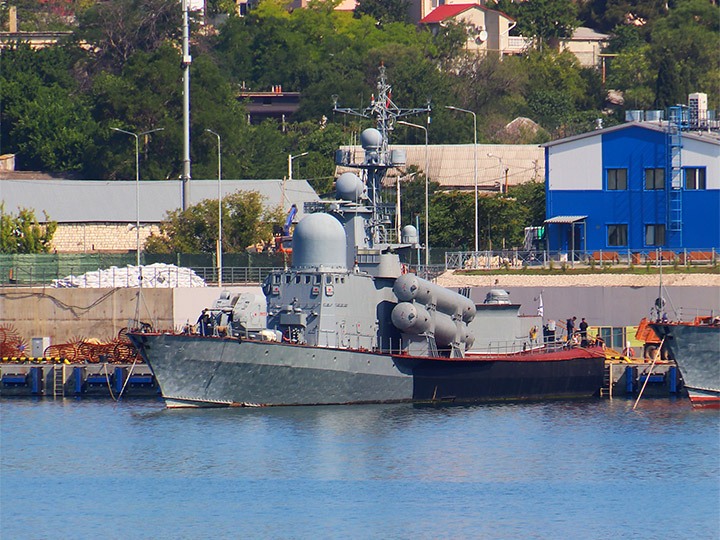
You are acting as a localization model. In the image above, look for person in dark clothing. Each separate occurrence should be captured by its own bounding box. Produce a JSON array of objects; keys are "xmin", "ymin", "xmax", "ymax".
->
[
  {"xmin": 566, "ymin": 316, "xmax": 576, "ymax": 340},
  {"xmin": 579, "ymin": 317, "xmax": 589, "ymax": 347}
]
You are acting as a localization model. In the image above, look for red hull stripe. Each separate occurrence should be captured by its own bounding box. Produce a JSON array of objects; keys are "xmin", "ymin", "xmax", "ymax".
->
[{"xmin": 689, "ymin": 396, "xmax": 720, "ymax": 408}]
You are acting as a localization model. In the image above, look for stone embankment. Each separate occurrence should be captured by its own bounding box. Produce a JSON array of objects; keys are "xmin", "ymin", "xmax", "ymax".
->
[{"xmin": 436, "ymin": 272, "xmax": 719, "ymax": 288}]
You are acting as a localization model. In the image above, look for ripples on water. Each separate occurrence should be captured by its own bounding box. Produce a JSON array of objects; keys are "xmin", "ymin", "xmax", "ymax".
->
[{"xmin": 1, "ymin": 397, "xmax": 718, "ymax": 540}]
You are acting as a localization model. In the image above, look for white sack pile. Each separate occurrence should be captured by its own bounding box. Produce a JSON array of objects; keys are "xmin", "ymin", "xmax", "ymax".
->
[{"xmin": 51, "ymin": 263, "xmax": 207, "ymax": 288}]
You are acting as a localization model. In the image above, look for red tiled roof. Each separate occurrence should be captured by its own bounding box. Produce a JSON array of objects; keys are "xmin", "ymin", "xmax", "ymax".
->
[
  {"xmin": 419, "ymin": 3, "xmax": 480, "ymax": 24},
  {"xmin": 419, "ymin": 3, "xmax": 515, "ymax": 24}
]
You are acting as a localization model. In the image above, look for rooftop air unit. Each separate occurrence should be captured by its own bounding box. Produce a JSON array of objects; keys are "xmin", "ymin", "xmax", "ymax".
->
[{"xmin": 688, "ymin": 93, "xmax": 707, "ymax": 127}]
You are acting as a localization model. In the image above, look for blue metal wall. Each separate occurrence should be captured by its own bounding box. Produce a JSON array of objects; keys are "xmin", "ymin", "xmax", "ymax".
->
[{"xmin": 546, "ymin": 126, "xmax": 719, "ymax": 251}]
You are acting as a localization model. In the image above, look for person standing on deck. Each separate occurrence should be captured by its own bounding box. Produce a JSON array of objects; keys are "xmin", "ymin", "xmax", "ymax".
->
[
  {"xmin": 579, "ymin": 317, "xmax": 589, "ymax": 347},
  {"xmin": 566, "ymin": 316, "xmax": 576, "ymax": 340}
]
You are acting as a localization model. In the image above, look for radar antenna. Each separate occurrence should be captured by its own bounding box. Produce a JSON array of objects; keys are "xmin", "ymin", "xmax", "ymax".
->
[{"xmin": 332, "ymin": 64, "xmax": 431, "ymax": 202}]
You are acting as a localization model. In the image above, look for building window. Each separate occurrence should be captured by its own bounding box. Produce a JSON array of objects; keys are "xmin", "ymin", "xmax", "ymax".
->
[
  {"xmin": 598, "ymin": 326, "xmax": 626, "ymax": 351},
  {"xmin": 607, "ymin": 168, "xmax": 627, "ymax": 190},
  {"xmin": 645, "ymin": 224, "xmax": 665, "ymax": 246},
  {"xmin": 685, "ymin": 168, "xmax": 706, "ymax": 190},
  {"xmin": 608, "ymin": 224, "xmax": 628, "ymax": 247},
  {"xmin": 645, "ymin": 168, "xmax": 665, "ymax": 190}
]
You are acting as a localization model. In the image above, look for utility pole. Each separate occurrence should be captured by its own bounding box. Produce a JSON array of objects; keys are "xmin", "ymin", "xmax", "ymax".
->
[{"xmin": 181, "ymin": 0, "xmax": 192, "ymax": 210}]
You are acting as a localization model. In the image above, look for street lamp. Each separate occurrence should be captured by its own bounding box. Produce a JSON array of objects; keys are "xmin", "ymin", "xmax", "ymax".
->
[
  {"xmin": 446, "ymin": 106, "xmax": 478, "ymax": 252},
  {"xmin": 110, "ymin": 127, "xmax": 164, "ymax": 269},
  {"xmin": 288, "ymin": 152, "xmax": 309, "ymax": 183},
  {"xmin": 488, "ymin": 152, "xmax": 508, "ymax": 193},
  {"xmin": 397, "ymin": 120, "xmax": 429, "ymax": 267},
  {"xmin": 286, "ymin": 151, "xmax": 309, "ymax": 210},
  {"xmin": 206, "ymin": 129, "xmax": 223, "ymax": 288}
]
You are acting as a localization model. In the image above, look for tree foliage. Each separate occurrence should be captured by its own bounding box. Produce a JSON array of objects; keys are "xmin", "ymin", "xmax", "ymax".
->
[
  {"xmin": 0, "ymin": 205, "xmax": 57, "ymax": 254},
  {"xmin": 76, "ymin": 0, "xmax": 184, "ymax": 72},
  {"xmin": 144, "ymin": 191, "xmax": 283, "ymax": 254},
  {"xmin": 354, "ymin": 0, "xmax": 410, "ymax": 25},
  {"xmin": 504, "ymin": 0, "xmax": 579, "ymax": 48},
  {"xmin": 1, "ymin": 0, "xmax": 717, "ymax": 255}
]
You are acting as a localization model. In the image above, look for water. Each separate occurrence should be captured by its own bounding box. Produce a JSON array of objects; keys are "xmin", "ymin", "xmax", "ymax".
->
[{"xmin": 1, "ymin": 397, "xmax": 718, "ymax": 540}]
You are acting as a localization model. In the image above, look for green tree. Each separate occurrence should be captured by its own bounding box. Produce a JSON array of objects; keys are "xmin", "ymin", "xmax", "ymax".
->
[
  {"xmin": 514, "ymin": 0, "xmax": 579, "ymax": 49},
  {"xmin": 653, "ymin": 50, "xmax": 682, "ymax": 110},
  {"xmin": 0, "ymin": 205, "xmax": 57, "ymax": 253},
  {"xmin": 76, "ymin": 0, "xmax": 184, "ymax": 73},
  {"xmin": 0, "ymin": 42, "xmax": 100, "ymax": 173},
  {"xmin": 579, "ymin": 0, "xmax": 669, "ymax": 34},
  {"xmin": 144, "ymin": 191, "xmax": 283, "ymax": 254},
  {"xmin": 354, "ymin": 0, "xmax": 410, "ymax": 24},
  {"xmin": 507, "ymin": 181, "xmax": 545, "ymax": 227},
  {"xmin": 648, "ymin": 0, "xmax": 720, "ymax": 109}
]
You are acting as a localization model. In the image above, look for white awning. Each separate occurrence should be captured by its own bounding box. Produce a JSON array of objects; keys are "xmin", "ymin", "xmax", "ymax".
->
[{"xmin": 545, "ymin": 215, "xmax": 588, "ymax": 224}]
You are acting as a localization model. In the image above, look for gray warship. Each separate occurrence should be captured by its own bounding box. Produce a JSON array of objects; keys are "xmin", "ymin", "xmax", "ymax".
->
[
  {"xmin": 650, "ymin": 318, "xmax": 720, "ymax": 408},
  {"xmin": 129, "ymin": 67, "xmax": 605, "ymax": 407}
]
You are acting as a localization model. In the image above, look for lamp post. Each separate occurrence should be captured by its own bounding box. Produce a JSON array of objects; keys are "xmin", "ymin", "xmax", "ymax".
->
[
  {"xmin": 288, "ymin": 152, "xmax": 309, "ymax": 182},
  {"xmin": 397, "ymin": 120, "xmax": 429, "ymax": 267},
  {"xmin": 487, "ymin": 152, "xmax": 508, "ymax": 193},
  {"xmin": 110, "ymin": 127, "xmax": 163, "ymax": 269},
  {"xmin": 446, "ymin": 106, "xmax": 478, "ymax": 252},
  {"xmin": 206, "ymin": 129, "xmax": 223, "ymax": 288},
  {"xmin": 286, "ymin": 151, "xmax": 309, "ymax": 210}
]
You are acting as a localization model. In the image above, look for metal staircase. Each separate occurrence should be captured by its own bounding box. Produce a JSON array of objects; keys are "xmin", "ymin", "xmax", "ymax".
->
[{"xmin": 667, "ymin": 107, "xmax": 684, "ymax": 236}]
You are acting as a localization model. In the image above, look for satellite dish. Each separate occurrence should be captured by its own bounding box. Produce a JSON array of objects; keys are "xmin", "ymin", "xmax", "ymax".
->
[{"xmin": 478, "ymin": 30, "xmax": 488, "ymax": 43}]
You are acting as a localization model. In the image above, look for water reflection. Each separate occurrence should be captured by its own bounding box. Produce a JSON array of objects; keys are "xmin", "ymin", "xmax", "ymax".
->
[{"xmin": 1, "ymin": 397, "xmax": 718, "ymax": 540}]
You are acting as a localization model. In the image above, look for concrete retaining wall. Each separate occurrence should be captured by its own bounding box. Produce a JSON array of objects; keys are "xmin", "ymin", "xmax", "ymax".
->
[{"xmin": 0, "ymin": 286, "xmax": 260, "ymax": 346}]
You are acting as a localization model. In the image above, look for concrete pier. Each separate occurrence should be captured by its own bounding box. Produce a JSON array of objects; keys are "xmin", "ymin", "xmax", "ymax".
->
[{"xmin": 0, "ymin": 361, "xmax": 158, "ymax": 398}]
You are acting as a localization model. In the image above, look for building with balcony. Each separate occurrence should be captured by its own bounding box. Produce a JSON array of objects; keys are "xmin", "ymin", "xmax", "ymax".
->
[{"xmin": 418, "ymin": 3, "xmax": 530, "ymax": 55}]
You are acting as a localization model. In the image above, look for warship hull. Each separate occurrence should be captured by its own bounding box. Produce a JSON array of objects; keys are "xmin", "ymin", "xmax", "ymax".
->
[
  {"xmin": 129, "ymin": 333, "xmax": 605, "ymax": 407},
  {"xmin": 650, "ymin": 322, "xmax": 720, "ymax": 408}
]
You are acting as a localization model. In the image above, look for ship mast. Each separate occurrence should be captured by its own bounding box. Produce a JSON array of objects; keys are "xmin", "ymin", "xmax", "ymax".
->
[{"xmin": 332, "ymin": 65, "xmax": 431, "ymax": 209}]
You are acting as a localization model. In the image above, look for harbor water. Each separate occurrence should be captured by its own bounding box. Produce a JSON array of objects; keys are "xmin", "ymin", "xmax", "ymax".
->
[{"xmin": 1, "ymin": 397, "xmax": 718, "ymax": 539}]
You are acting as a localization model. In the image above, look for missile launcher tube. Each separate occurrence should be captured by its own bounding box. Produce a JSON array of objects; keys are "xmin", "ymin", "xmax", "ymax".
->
[
  {"xmin": 393, "ymin": 274, "xmax": 476, "ymax": 323},
  {"xmin": 391, "ymin": 302, "xmax": 471, "ymax": 348}
]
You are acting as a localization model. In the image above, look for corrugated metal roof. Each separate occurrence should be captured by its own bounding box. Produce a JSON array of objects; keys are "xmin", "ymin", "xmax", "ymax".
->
[
  {"xmin": 0, "ymin": 179, "xmax": 319, "ymax": 223},
  {"xmin": 569, "ymin": 27, "xmax": 609, "ymax": 41},
  {"xmin": 337, "ymin": 144, "xmax": 544, "ymax": 191},
  {"xmin": 545, "ymin": 215, "xmax": 588, "ymax": 224},
  {"xmin": 542, "ymin": 122, "xmax": 720, "ymax": 147}
]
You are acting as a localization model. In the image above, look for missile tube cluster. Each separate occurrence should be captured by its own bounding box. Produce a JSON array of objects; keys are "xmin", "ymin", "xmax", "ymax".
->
[{"xmin": 390, "ymin": 274, "xmax": 475, "ymax": 349}]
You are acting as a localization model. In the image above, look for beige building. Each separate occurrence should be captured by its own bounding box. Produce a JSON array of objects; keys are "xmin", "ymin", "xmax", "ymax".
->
[
  {"xmin": 560, "ymin": 27, "xmax": 609, "ymax": 68},
  {"xmin": 337, "ymin": 143, "xmax": 544, "ymax": 193}
]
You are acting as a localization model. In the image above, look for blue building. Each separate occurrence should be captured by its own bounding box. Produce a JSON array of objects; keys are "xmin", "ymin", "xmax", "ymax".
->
[{"xmin": 543, "ymin": 118, "xmax": 719, "ymax": 256}]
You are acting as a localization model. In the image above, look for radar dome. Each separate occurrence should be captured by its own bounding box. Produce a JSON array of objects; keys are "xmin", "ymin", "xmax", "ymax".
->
[
  {"xmin": 401, "ymin": 225, "xmax": 419, "ymax": 244},
  {"xmin": 360, "ymin": 128, "xmax": 382, "ymax": 151},
  {"xmin": 336, "ymin": 172, "xmax": 365, "ymax": 202},
  {"xmin": 292, "ymin": 213, "xmax": 347, "ymax": 270}
]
